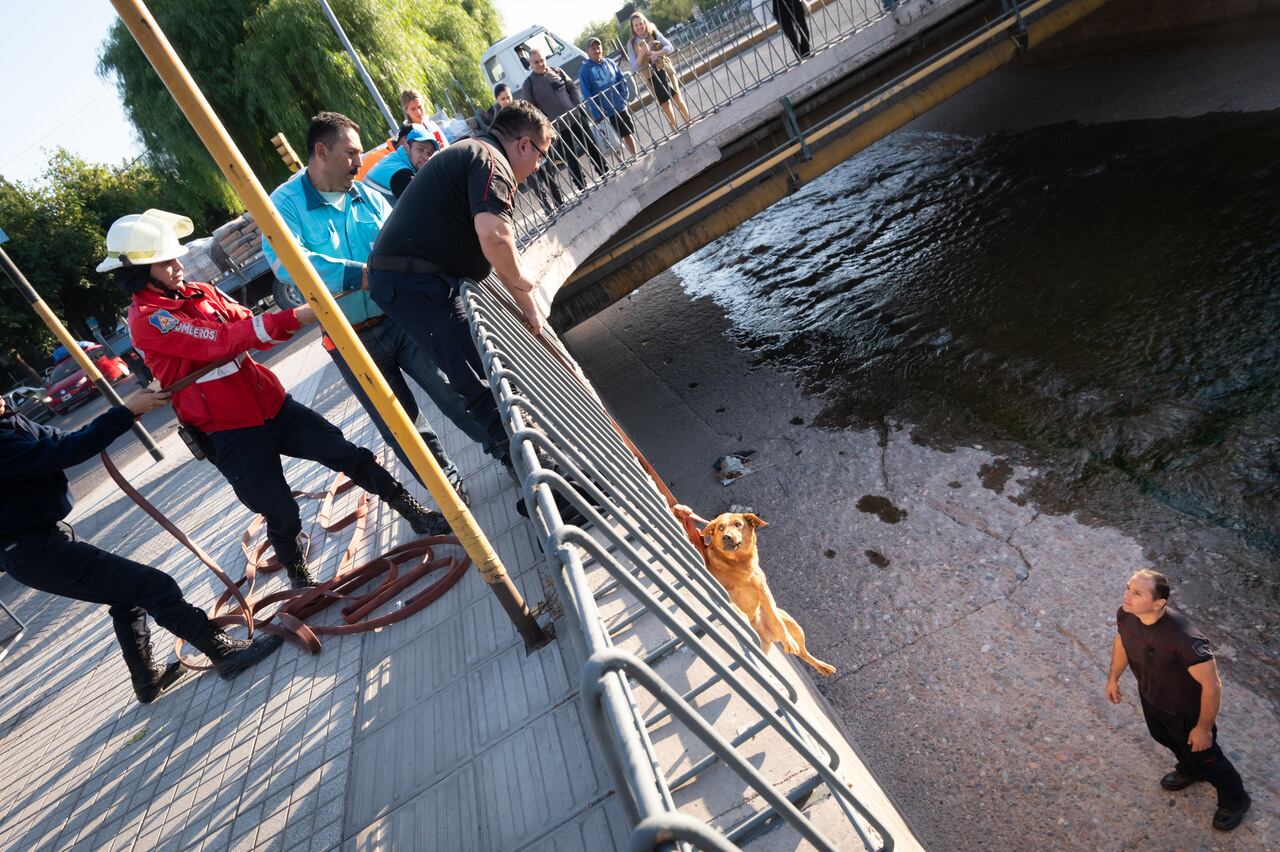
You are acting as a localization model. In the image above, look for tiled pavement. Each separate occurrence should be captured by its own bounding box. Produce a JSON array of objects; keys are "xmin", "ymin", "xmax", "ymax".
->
[{"xmin": 0, "ymin": 332, "xmax": 606, "ymax": 852}]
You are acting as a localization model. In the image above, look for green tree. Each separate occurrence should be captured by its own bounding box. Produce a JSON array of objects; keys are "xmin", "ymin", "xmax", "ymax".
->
[
  {"xmin": 646, "ymin": 0, "xmax": 696, "ymax": 33},
  {"xmin": 99, "ymin": 0, "xmax": 503, "ymax": 213},
  {"xmin": 0, "ymin": 151, "xmax": 204, "ymax": 367},
  {"xmin": 577, "ymin": 18, "xmax": 627, "ymax": 53}
]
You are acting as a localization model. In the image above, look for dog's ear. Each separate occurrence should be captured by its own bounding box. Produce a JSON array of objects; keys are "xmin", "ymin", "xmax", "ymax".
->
[
  {"xmin": 699, "ymin": 522, "xmax": 715, "ymax": 547},
  {"xmin": 743, "ymin": 513, "xmax": 768, "ymax": 528}
]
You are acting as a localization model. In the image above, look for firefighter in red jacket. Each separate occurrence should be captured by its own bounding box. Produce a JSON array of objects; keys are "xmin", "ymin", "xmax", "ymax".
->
[{"xmin": 98, "ymin": 210, "xmax": 448, "ymax": 587}]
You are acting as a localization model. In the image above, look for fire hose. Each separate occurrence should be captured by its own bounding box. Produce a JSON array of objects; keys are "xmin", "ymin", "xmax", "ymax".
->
[{"xmin": 98, "ymin": 352, "xmax": 470, "ymax": 669}]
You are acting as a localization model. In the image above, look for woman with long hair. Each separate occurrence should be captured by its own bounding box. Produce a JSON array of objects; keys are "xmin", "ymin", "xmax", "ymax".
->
[{"xmin": 627, "ymin": 11, "xmax": 691, "ymax": 132}]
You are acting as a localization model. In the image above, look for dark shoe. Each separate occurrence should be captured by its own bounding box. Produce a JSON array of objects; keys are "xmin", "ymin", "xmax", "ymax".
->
[
  {"xmin": 192, "ymin": 625, "xmax": 284, "ymax": 680},
  {"xmin": 387, "ymin": 486, "xmax": 452, "ymax": 536},
  {"xmin": 1213, "ymin": 795, "xmax": 1251, "ymax": 831},
  {"xmin": 282, "ymin": 532, "xmax": 315, "ymax": 588},
  {"xmin": 125, "ymin": 645, "xmax": 188, "ymax": 704},
  {"xmin": 1160, "ymin": 769, "xmax": 1199, "ymax": 791}
]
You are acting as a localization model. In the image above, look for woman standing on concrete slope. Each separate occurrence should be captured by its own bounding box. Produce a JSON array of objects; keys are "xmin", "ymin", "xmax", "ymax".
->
[{"xmin": 628, "ymin": 11, "xmax": 692, "ymax": 133}]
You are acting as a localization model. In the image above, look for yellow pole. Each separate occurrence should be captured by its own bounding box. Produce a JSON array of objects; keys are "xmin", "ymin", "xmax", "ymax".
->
[{"xmin": 109, "ymin": 0, "xmax": 549, "ymax": 649}]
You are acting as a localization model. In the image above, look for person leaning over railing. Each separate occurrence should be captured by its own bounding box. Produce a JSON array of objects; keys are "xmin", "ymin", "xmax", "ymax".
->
[
  {"xmin": 366, "ymin": 101, "xmax": 556, "ymax": 479},
  {"xmin": 579, "ymin": 37, "xmax": 638, "ymax": 158},
  {"xmin": 628, "ymin": 11, "xmax": 691, "ymax": 132}
]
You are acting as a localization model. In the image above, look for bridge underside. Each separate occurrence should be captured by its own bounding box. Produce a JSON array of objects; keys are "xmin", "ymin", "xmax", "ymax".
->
[{"xmin": 535, "ymin": 0, "xmax": 1112, "ymax": 331}]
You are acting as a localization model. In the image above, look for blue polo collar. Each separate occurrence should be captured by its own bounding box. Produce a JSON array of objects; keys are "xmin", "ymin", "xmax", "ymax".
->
[{"xmin": 300, "ymin": 171, "xmax": 364, "ymax": 210}]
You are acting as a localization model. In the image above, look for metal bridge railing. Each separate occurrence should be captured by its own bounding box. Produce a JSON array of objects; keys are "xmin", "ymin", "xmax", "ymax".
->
[
  {"xmin": 509, "ymin": 0, "xmax": 902, "ymax": 248},
  {"xmin": 462, "ymin": 276, "xmax": 895, "ymax": 850}
]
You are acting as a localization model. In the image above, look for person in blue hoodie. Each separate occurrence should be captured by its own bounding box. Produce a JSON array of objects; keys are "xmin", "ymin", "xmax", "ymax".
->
[
  {"xmin": 0, "ymin": 389, "xmax": 283, "ymax": 703},
  {"xmin": 579, "ymin": 38, "xmax": 637, "ymax": 157}
]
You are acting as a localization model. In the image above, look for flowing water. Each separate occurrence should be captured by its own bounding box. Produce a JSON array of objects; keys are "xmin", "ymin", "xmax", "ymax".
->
[{"xmin": 676, "ymin": 110, "xmax": 1280, "ymax": 567}]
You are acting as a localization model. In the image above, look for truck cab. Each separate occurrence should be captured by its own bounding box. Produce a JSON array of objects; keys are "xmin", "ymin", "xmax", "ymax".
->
[{"xmin": 480, "ymin": 26, "xmax": 588, "ymax": 96}]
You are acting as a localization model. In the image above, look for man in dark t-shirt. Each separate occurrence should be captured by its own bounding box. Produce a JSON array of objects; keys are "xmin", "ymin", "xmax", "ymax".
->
[
  {"xmin": 1106, "ymin": 569, "xmax": 1250, "ymax": 831},
  {"xmin": 368, "ymin": 101, "xmax": 553, "ymax": 469}
]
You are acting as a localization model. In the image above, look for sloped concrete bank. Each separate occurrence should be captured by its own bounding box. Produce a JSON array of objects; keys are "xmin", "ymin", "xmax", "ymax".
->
[{"xmin": 564, "ymin": 273, "xmax": 1277, "ymax": 850}]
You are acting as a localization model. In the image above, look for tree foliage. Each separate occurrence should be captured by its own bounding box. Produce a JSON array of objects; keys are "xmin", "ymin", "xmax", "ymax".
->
[
  {"xmin": 646, "ymin": 0, "xmax": 697, "ymax": 33},
  {"xmin": 99, "ymin": 0, "xmax": 503, "ymax": 213},
  {"xmin": 576, "ymin": 18, "xmax": 628, "ymax": 53},
  {"xmin": 0, "ymin": 152, "xmax": 208, "ymax": 366}
]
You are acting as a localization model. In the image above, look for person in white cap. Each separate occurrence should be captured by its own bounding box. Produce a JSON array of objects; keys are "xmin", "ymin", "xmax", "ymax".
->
[{"xmin": 99, "ymin": 209, "xmax": 450, "ymax": 589}]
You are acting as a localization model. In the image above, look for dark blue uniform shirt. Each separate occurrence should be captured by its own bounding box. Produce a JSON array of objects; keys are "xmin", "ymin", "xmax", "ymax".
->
[{"xmin": 0, "ymin": 406, "xmax": 135, "ymax": 534}]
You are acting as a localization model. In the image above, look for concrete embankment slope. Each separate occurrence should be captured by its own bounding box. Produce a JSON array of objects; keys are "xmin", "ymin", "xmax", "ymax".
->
[{"xmin": 565, "ymin": 267, "xmax": 1278, "ymax": 849}]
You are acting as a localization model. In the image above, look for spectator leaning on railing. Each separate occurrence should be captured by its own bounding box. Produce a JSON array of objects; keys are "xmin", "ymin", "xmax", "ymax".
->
[
  {"xmin": 628, "ymin": 11, "xmax": 691, "ymax": 132},
  {"xmin": 519, "ymin": 48, "xmax": 607, "ymax": 192},
  {"xmin": 579, "ymin": 37, "xmax": 637, "ymax": 157}
]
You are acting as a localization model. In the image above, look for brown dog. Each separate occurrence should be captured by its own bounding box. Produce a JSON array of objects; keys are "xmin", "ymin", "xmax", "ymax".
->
[{"xmin": 699, "ymin": 512, "xmax": 836, "ymax": 676}]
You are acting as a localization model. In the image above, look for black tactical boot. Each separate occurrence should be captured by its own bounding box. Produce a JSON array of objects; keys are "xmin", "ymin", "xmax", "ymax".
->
[
  {"xmin": 387, "ymin": 486, "xmax": 451, "ymax": 536},
  {"xmin": 191, "ymin": 624, "xmax": 284, "ymax": 680},
  {"xmin": 122, "ymin": 644, "xmax": 187, "ymax": 704},
  {"xmin": 282, "ymin": 532, "xmax": 316, "ymax": 589}
]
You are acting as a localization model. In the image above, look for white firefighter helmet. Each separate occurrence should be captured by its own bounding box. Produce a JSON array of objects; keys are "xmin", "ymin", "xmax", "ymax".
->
[{"xmin": 95, "ymin": 209, "xmax": 194, "ymax": 273}]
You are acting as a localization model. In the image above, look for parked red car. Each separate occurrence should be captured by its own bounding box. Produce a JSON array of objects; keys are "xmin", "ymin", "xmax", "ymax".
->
[{"xmin": 43, "ymin": 345, "xmax": 130, "ymax": 416}]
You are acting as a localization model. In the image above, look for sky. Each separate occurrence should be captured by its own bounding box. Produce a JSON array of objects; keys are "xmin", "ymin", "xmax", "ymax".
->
[{"xmin": 0, "ymin": 0, "xmax": 612, "ymax": 186}]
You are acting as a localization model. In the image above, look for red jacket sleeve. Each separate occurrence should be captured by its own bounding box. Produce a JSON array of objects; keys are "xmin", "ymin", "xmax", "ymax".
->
[{"xmin": 131, "ymin": 302, "xmax": 301, "ymax": 362}]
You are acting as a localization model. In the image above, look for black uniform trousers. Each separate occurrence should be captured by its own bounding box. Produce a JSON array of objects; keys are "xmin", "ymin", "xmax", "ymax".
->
[
  {"xmin": 206, "ymin": 396, "xmax": 402, "ymax": 567},
  {"xmin": 1141, "ymin": 696, "xmax": 1247, "ymax": 808},
  {"xmin": 368, "ymin": 271, "xmax": 509, "ymax": 461},
  {"xmin": 773, "ymin": 0, "xmax": 812, "ymax": 58},
  {"xmin": 0, "ymin": 525, "xmax": 209, "ymax": 661}
]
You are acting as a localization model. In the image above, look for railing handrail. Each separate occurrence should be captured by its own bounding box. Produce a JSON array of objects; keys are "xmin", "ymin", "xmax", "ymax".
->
[{"xmin": 463, "ymin": 276, "xmax": 895, "ymax": 850}]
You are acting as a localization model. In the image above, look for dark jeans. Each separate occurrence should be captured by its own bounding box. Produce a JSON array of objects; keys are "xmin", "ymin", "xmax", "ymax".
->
[
  {"xmin": 328, "ymin": 318, "xmax": 492, "ymax": 487},
  {"xmin": 524, "ymin": 166, "xmax": 564, "ymax": 214},
  {"xmin": 0, "ymin": 525, "xmax": 210, "ymax": 659},
  {"xmin": 773, "ymin": 0, "xmax": 812, "ymax": 58},
  {"xmin": 207, "ymin": 396, "xmax": 402, "ymax": 566},
  {"xmin": 550, "ymin": 113, "xmax": 607, "ymax": 191},
  {"xmin": 1141, "ymin": 696, "xmax": 1247, "ymax": 808},
  {"xmin": 368, "ymin": 270, "xmax": 509, "ymax": 460}
]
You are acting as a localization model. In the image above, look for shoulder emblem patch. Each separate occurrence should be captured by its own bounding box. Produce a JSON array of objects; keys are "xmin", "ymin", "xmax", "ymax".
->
[
  {"xmin": 1192, "ymin": 639, "xmax": 1212, "ymax": 658},
  {"xmin": 149, "ymin": 309, "xmax": 180, "ymax": 334}
]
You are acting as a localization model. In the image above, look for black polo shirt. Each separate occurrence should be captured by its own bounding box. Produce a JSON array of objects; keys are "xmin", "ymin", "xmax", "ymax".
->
[
  {"xmin": 371, "ymin": 135, "xmax": 516, "ymax": 281},
  {"xmin": 1116, "ymin": 607, "xmax": 1213, "ymax": 716}
]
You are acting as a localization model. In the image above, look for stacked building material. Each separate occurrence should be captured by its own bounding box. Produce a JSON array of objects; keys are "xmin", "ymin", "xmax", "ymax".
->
[
  {"xmin": 211, "ymin": 212, "xmax": 263, "ymax": 269},
  {"xmin": 180, "ymin": 236, "xmax": 223, "ymax": 283}
]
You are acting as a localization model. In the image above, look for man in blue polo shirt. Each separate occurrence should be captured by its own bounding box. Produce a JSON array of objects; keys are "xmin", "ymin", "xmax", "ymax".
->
[{"xmin": 265, "ymin": 111, "xmax": 492, "ymax": 502}]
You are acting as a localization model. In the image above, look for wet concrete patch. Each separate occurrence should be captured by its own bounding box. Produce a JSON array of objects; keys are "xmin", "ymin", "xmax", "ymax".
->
[
  {"xmin": 866, "ymin": 549, "xmax": 890, "ymax": 568},
  {"xmin": 856, "ymin": 495, "xmax": 908, "ymax": 524},
  {"xmin": 978, "ymin": 457, "xmax": 1014, "ymax": 493}
]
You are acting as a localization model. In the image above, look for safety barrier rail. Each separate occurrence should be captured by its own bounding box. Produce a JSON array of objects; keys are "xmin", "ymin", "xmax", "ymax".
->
[
  {"xmin": 507, "ymin": 0, "xmax": 904, "ymax": 247},
  {"xmin": 461, "ymin": 276, "xmax": 895, "ymax": 850}
]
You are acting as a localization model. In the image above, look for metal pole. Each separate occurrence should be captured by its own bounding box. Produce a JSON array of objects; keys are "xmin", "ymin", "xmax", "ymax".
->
[
  {"xmin": 109, "ymin": 0, "xmax": 550, "ymax": 651},
  {"xmin": 315, "ymin": 0, "xmax": 400, "ymax": 136},
  {"xmin": 0, "ymin": 246, "xmax": 164, "ymax": 462}
]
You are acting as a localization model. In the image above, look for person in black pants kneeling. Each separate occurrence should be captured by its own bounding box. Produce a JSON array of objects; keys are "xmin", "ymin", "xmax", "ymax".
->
[{"xmin": 0, "ymin": 390, "xmax": 281, "ymax": 704}]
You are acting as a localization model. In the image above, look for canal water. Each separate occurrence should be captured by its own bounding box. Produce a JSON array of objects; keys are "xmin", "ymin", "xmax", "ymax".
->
[{"xmin": 675, "ymin": 109, "xmax": 1280, "ymax": 566}]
